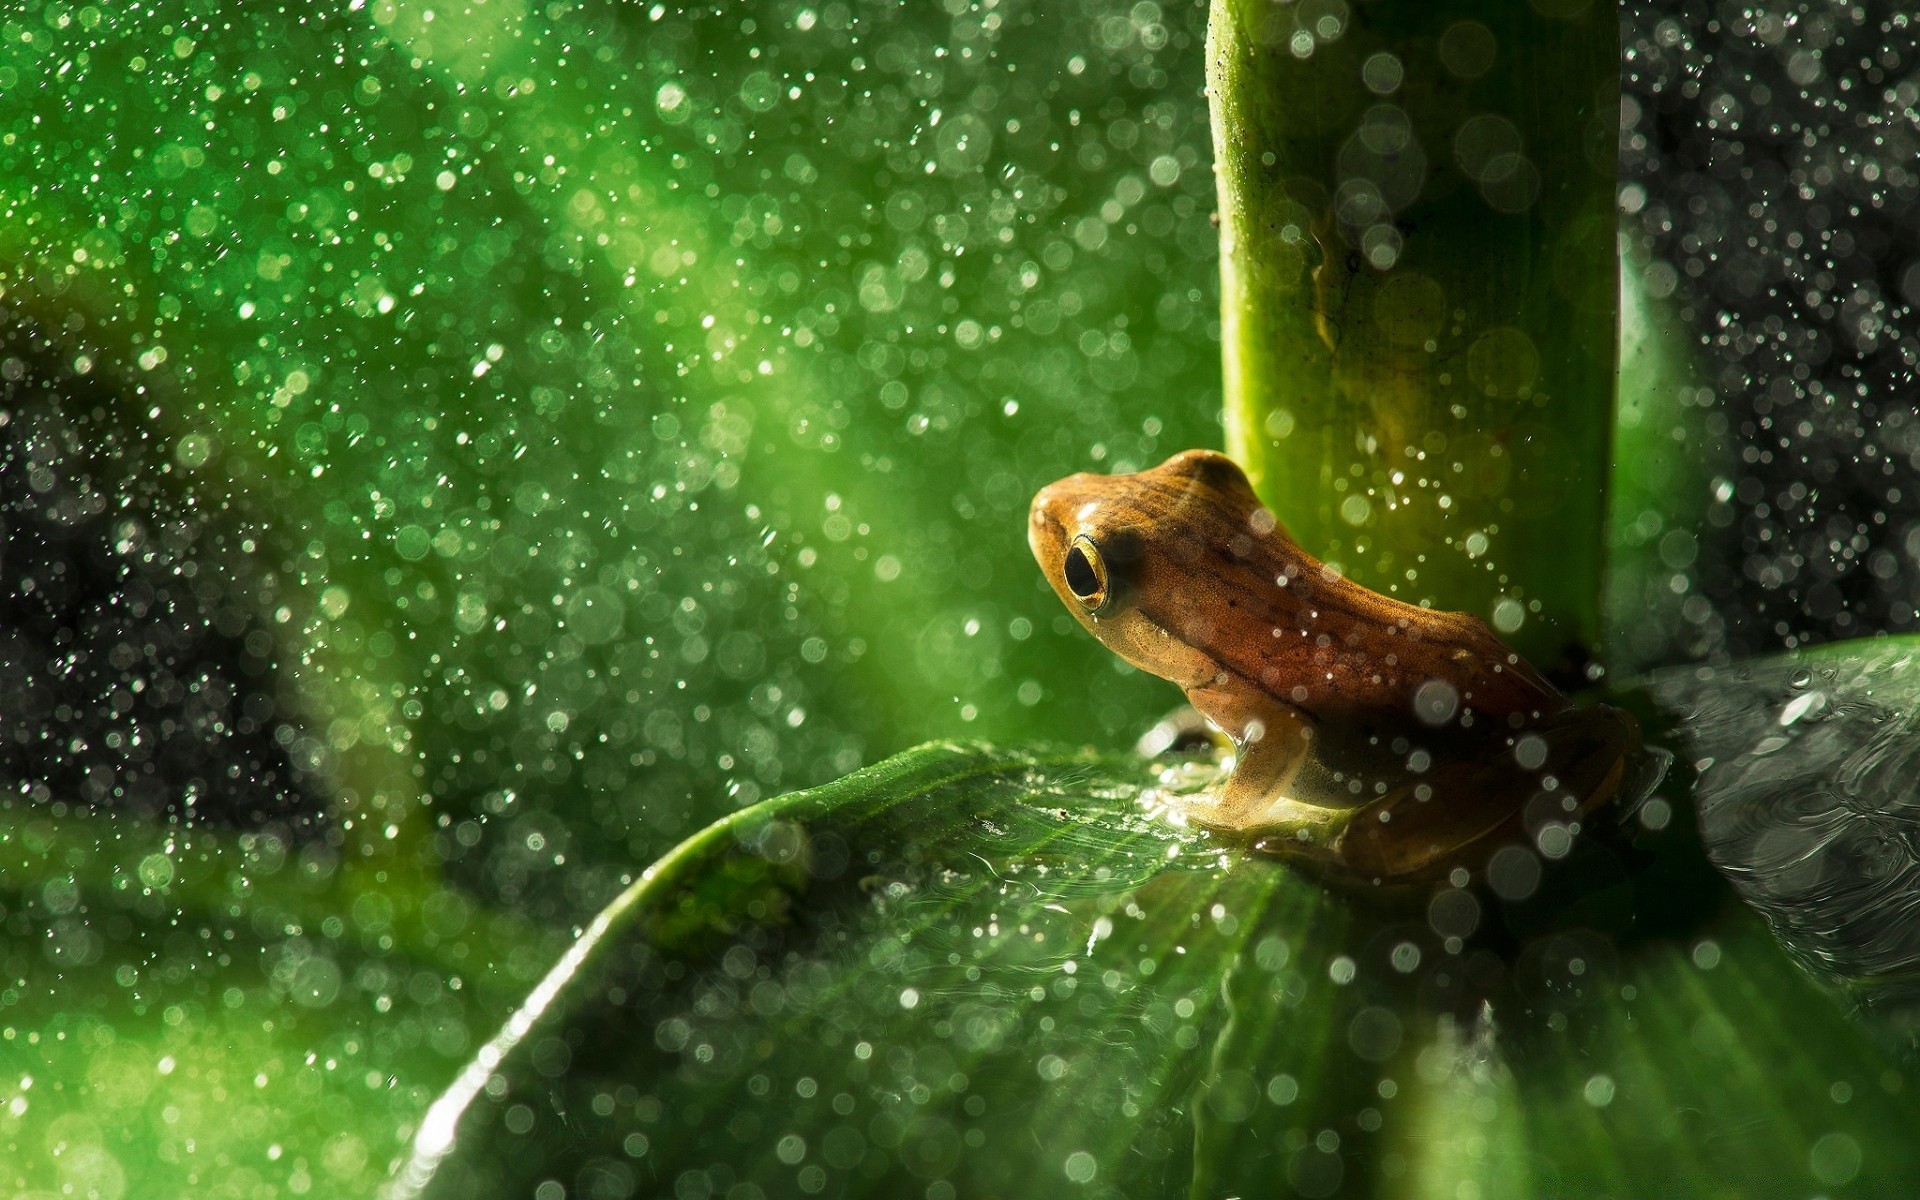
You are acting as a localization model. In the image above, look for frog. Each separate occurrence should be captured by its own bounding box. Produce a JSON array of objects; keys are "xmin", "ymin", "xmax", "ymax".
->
[{"xmin": 1028, "ymin": 448, "xmax": 1654, "ymax": 883}]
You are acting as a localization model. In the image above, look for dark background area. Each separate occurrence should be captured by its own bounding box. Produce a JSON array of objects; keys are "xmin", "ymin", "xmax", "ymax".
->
[{"xmin": 1622, "ymin": 0, "xmax": 1920, "ymax": 657}]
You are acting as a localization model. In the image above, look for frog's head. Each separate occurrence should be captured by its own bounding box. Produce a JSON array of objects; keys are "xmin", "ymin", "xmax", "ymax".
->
[{"xmin": 1028, "ymin": 449, "xmax": 1264, "ymax": 686}]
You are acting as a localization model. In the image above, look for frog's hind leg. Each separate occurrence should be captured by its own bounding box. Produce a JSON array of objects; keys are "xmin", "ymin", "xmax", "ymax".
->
[{"xmin": 1340, "ymin": 704, "xmax": 1649, "ymax": 882}]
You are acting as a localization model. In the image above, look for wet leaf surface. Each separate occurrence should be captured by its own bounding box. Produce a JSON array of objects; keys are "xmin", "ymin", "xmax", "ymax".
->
[{"xmin": 399, "ymin": 693, "xmax": 1920, "ymax": 1198}]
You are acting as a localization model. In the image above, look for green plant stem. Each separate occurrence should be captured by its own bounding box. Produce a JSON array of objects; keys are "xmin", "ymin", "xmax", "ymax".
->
[
  {"xmin": 1209, "ymin": 0, "xmax": 1618, "ymax": 672},
  {"xmin": 1607, "ymin": 256, "xmax": 1729, "ymax": 672}
]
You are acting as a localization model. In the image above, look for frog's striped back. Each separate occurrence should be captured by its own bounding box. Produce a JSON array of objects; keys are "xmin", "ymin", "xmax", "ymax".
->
[{"xmin": 1073, "ymin": 450, "xmax": 1565, "ymax": 728}]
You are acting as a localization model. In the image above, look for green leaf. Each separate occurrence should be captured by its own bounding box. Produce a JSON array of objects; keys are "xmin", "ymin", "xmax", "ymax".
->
[{"xmin": 396, "ymin": 707, "xmax": 1920, "ymax": 1199}]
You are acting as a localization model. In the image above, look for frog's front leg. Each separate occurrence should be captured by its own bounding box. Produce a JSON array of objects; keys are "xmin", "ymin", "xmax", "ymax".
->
[{"xmin": 1180, "ymin": 681, "xmax": 1350, "ymax": 851}]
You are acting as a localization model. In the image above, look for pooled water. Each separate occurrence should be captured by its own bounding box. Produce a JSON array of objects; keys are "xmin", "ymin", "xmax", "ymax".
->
[{"xmin": 1649, "ymin": 642, "xmax": 1920, "ymax": 1036}]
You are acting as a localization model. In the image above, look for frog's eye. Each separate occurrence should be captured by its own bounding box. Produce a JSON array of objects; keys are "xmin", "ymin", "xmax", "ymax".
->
[{"xmin": 1063, "ymin": 534, "xmax": 1109, "ymax": 610}]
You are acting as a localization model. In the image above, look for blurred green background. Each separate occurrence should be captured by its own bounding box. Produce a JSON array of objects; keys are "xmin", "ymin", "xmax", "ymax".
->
[{"xmin": 0, "ymin": 1, "xmax": 1245, "ymax": 1193}]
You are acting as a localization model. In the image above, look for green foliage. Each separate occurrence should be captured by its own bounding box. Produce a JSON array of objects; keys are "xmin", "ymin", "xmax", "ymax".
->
[
  {"xmin": 3, "ymin": 2, "xmax": 1914, "ymax": 1198},
  {"xmin": 397, "ymin": 729, "xmax": 1920, "ymax": 1197},
  {"xmin": 0, "ymin": 808, "xmax": 563, "ymax": 1198},
  {"xmin": 0, "ymin": 1, "xmax": 1219, "ymax": 1191},
  {"xmin": 0, "ymin": 0, "xmax": 1221, "ymax": 917}
]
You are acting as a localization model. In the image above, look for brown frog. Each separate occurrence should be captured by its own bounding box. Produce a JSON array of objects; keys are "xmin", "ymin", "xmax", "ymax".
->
[{"xmin": 1028, "ymin": 449, "xmax": 1648, "ymax": 882}]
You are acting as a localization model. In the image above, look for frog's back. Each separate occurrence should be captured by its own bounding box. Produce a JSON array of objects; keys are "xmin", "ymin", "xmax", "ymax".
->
[{"xmin": 1132, "ymin": 451, "xmax": 1564, "ymax": 726}]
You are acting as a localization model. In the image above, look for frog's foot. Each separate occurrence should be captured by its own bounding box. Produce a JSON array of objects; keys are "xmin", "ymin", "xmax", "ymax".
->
[{"xmin": 1170, "ymin": 786, "xmax": 1355, "ymax": 868}]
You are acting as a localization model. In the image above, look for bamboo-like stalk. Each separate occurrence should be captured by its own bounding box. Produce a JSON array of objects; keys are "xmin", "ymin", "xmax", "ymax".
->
[{"xmin": 1209, "ymin": 0, "xmax": 1618, "ymax": 673}]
